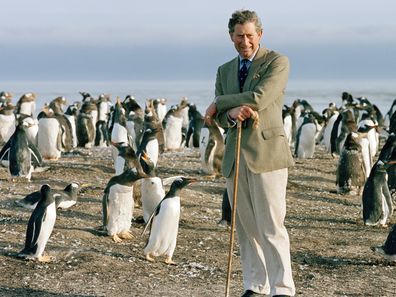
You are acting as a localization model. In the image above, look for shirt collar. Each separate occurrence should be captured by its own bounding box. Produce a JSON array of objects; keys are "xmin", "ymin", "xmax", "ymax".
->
[{"xmin": 239, "ymin": 47, "xmax": 260, "ymax": 67}]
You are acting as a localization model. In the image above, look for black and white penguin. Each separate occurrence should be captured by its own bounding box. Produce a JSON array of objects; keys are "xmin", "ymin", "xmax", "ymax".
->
[
  {"xmin": 110, "ymin": 97, "xmax": 128, "ymax": 160},
  {"xmin": 112, "ymin": 141, "xmax": 137, "ymax": 175},
  {"xmin": 95, "ymin": 93, "xmax": 111, "ymax": 147},
  {"xmin": 163, "ymin": 105, "xmax": 184, "ymax": 151},
  {"xmin": 142, "ymin": 176, "xmax": 196, "ymax": 264},
  {"xmin": 15, "ymin": 183, "xmax": 79, "ymax": 210},
  {"xmin": 362, "ymin": 160, "xmax": 393, "ymax": 227},
  {"xmin": 15, "ymin": 93, "xmax": 36, "ymax": 118},
  {"xmin": 0, "ymin": 102, "xmax": 16, "ymax": 146},
  {"xmin": 336, "ymin": 132, "xmax": 366, "ymax": 195},
  {"xmin": 179, "ymin": 97, "xmax": 190, "ymax": 147},
  {"xmin": 49, "ymin": 96, "xmax": 74, "ymax": 152},
  {"xmin": 331, "ymin": 109, "xmax": 357, "ymax": 156},
  {"xmin": 384, "ymin": 99, "xmax": 396, "ymax": 130},
  {"xmin": 76, "ymin": 100, "xmax": 97, "ymax": 148},
  {"xmin": 102, "ymin": 155, "xmax": 148, "ymax": 242},
  {"xmin": 371, "ymin": 224, "xmax": 396, "ymax": 261},
  {"xmin": 199, "ymin": 121, "xmax": 224, "ymax": 177},
  {"xmin": 185, "ymin": 103, "xmax": 204, "ymax": 148},
  {"xmin": 17, "ymin": 184, "xmax": 57, "ymax": 262},
  {"xmin": 153, "ymin": 98, "xmax": 167, "ymax": 123},
  {"xmin": 144, "ymin": 100, "xmax": 165, "ymax": 154},
  {"xmin": 137, "ymin": 128, "xmax": 159, "ymax": 168},
  {"xmin": 37, "ymin": 105, "xmax": 62, "ymax": 160},
  {"xmin": 64, "ymin": 102, "xmax": 80, "ymax": 148},
  {"xmin": 0, "ymin": 117, "xmax": 43, "ymax": 181},
  {"xmin": 294, "ymin": 113, "xmax": 317, "ymax": 159},
  {"xmin": 282, "ymin": 105, "xmax": 293, "ymax": 146}
]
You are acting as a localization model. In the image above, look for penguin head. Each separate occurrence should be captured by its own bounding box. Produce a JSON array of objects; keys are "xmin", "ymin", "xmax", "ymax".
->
[
  {"xmin": 170, "ymin": 177, "xmax": 197, "ymax": 191},
  {"xmin": 139, "ymin": 152, "xmax": 155, "ymax": 177},
  {"xmin": 40, "ymin": 184, "xmax": 56, "ymax": 204}
]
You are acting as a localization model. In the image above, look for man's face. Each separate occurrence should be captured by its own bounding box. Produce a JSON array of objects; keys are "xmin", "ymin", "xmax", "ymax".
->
[{"xmin": 230, "ymin": 22, "xmax": 262, "ymax": 59}]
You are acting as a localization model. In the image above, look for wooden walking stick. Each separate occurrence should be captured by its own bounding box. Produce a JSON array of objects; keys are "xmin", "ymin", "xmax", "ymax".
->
[
  {"xmin": 225, "ymin": 111, "xmax": 259, "ymax": 297},
  {"xmin": 225, "ymin": 119, "xmax": 243, "ymax": 297}
]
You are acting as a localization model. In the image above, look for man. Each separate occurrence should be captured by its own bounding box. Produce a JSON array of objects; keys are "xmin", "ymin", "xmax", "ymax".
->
[{"xmin": 205, "ymin": 10, "xmax": 295, "ymax": 297}]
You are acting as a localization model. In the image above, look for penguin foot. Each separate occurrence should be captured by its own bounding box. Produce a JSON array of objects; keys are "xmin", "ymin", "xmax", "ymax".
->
[
  {"xmin": 145, "ymin": 253, "xmax": 155, "ymax": 262},
  {"xmin": 38, "ymin": 255, "xmax": 53, "ymax": 262},
  {"xmin": 119, "ymin": 231, "xmax": 134, "ymax": 240},
  {"xmin": 111, "ymin": 234, "xmax": 123, "ymax": 243},
  {"xmin": 164, "ymin": 256, "xmax": 176, "ymax": 265}
]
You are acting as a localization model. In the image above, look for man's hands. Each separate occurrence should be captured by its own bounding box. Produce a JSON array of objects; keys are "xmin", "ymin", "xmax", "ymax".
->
[{"xmin": 228, "ymin": 105, "xmax": 256, "ymax": 122}]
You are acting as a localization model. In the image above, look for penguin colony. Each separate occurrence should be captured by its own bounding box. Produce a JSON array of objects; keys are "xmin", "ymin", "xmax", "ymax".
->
[{"xmin": 1, "ymin": 89, "xmax": 396, "ymax": 266}]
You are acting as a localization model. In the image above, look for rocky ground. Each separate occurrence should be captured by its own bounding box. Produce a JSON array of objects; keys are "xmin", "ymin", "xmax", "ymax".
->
[{"xmin": 0, "ymin": 144, "xmax": 395, "ymax": 297}]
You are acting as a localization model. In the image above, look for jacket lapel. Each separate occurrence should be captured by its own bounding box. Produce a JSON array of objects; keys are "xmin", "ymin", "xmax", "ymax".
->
[{"xmin": 242, "ymin": 47, "xmax": 268, "ymax": 92}]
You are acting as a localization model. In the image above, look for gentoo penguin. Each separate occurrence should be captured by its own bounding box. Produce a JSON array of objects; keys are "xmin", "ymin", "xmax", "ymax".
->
[
  {"xmin": 384, "ymin": 99, "xmax": 396, "ymax": 130},
  {"xmin": 294, "ymin": 112, "xmax": 317, "ymax": 158},
  {"xmin": 110, "ymin": 97, "xmax": 128, "ymax": 161},
  {"xmin": 64, "ymin": 102, "xmax": 80, "ymax": 148},
  {"xmin": 121, "ymin": 95, "xmax": 144, "ymax": 150},
  {"xmin": 0, "ymin": 117, "xmax": 43, "ymax": 181},
  {"xmin": 153, "ymin": 98, "xmax": 167, "ymax": 123},
  {"xmin": 49, "ymin": 96, "xmax": 74, "ymax": 152},
  {"xmin": 17, "ymin": 184, "xmax": 57, "ymax": 262},
  {"xmin": 199, "ymin": 121, "xmax": 224, "ymax": 177},
  {"xmin": 163, "ymin": 105, "xmax": 184, "ymax": 151},
  {"xmin": 142, "ymin": 177, "xmax": 197, "ymax": 264},
  {"xmin": 15, "ymin": 183, "xmax": 79, "ymax": 210},
  {"xmin": 15, "ymin": 93, "xmax": 36, "ymax": 118},
  {"xmin": 336, "ymin": 132, "xmax": 366, "ymax": 195},
  {"xmin": 112, "ymin": 141, "xmax": 137, "ymax": 175},
  {"xmin": 282, "ymin": 105, "xmax": 293, "ymax": 146},
  {"xmin": 0, "ymin": 91, "xmax": 13, "ymax": 106},
  {"xmin": 144, "ymin": 100, "xmax": 165, "ymax": 154},
  {"xmin": 76, "ymin": 100, "xmax": 96, "ymax": 148},
  {"xmin": 95, "ymin": 93, "xmax": 111, "ymax": 147},
  {"xmin": 0, "ymin": 102, "xmax": 16, "ymax": 146},
  {"xmin": 178, "ymin": 97, "xmax": 190, "ymax": 146},
  {"xmin": 37, "ymin": 106, "xmax": 62, "ymax": 160},
  {"xmin": 358, "ymin": 114, "xmax": 379, "ymax": 164},
  {"xmin": 332, "ymin": 109, "xmax": 357, "ymax": 156},
  {"xmin": 137, "ymin": 128, "xmax": 159, "ymax": 168},
  {"xmin": 322, "ymin": 106, "xmax": 339, "ymax": 153},
  {"xmin": 185, "ymin": 103, "xmax": 204, "ymax": 148},
  {"xmin": 371, "ymin": 224, "xmax": 396, "ymax": 261},
  {"xmin": 139, "ymin": 155, "xmax": 164, "ymax": 223},
  {"xmin": 102, "ymin": 154, "xmax": 148, "ymax": 242},
  {"xmin": 362, "ymin": 160, "xmax": 393, "ymax": 227}
]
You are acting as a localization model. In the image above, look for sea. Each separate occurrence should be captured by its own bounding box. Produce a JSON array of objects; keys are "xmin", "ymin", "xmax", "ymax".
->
[{"xmin": 2, "ymin": 79, "xmax": 396, "ymax": 116}]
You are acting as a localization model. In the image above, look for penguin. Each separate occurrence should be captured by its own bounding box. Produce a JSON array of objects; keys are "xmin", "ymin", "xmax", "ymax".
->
[
  {"xmin": 336, "ymin": 132, "xmax": 366, "ymax": 195},
  {"xmin": 102, "ymin": 154, "xmax": 148, "ymax": 242},
  {"xmin": 37, "ymin": 106, "xmax": 62, "ymax": 160},
  {"xmin": 282, "ymin": 104, "xmax": 293, "ymax": 146},
  {"xmin": 112, "ymin": 141, "xmax": 137, "ymax": 175},
  {"xmin": 64, "ymin": 102, "xmax": 80, "ymax": 148},
  {"xmin": 199, "ymin": 121, "xmax": 224, "ymax": 177},
  {"xmin": 0, "ymin": 117, "xmax": 43, "ymax": 181},
  {"xmin": 76, "ymin": 100, "xmax": 96, "ymax": 148},
  {"xmin": 0, "ymin": 102, "xmax": 16, "ymax": 146},
  {"xmin": 153, "ymin": 98, "xmax": 167, "ymax": 123},
  {"xmin": 122, "ymin": 95, "xmax": 144, "ymax": 151},
  {"xmin": 15, "ymin": 183, "xmax": 79, "ymax": 210},
  {"xmin": 139, "ymin": 154, "xmax": 164, "ymax": 223},
  {"xmin": 384, "ymin": 99, "xmax": 396, "ymax": 130},
  {"xmin": 137, "ymin": 128, "xmax": 159, "ymax": 168},
  {"xmin": 178, "ymin": 97, "xmax": 190, "ymax": 146},
  {"xmin": 110, "ymin": 97, "xmax": 128, "ymax": 161},
  {"xmin": 17, "ymin": 184, "xmax": 57, "ymax": 262},
  {"xmin": 163, "ymin": 105, "xmax": 184, "ymax": 151},
  {"xmin": 333, "ymin": 109, "xmax": 357, "ymax": 156},
  {"xmin": 144, "ymin": 100, "xmax": 165, "ymax": 154},
  {"xmin": 142, "ymin": 176, "xmax": 197, "ymax": 264},
  {"xmin": 218, "ymin": 188, "xmax": 231, "ymax": 226},
  {"xmin": 95, "ymin": 93, "xmax": 111, "ymax": 147},
  {"xmin": 49, "ymin": 96, "xmax": 74, "ymax": 152},
  {"xmin": 322, "ymin": 109, "xmax": 339, "ymax": 153},
  {"xmin": 15, "ymin": 93, "xmax": 36, "ymax": 118},
  {"xmin": 371, "ymin": 224, "xmax": 396, "ymax": 261},
  {"xmin": 358, "ymin": 114, "xmax": 379, "ymax": 164},
  {"xmin": 362, "ymin": 160, "xmax": 393, "ymax": 227},
  {"xmin": 294, "ymin": 112, "xmax": 317, "ymax": 159},
  {"xmin": 185, "ymin": 103, "xmax": 204, "ymax": 148}
]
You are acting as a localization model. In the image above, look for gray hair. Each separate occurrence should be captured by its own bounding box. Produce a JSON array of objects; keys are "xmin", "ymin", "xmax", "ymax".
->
[{"xmin": 228, "ymin": 10, "xmax": 263, "ymax": 34}]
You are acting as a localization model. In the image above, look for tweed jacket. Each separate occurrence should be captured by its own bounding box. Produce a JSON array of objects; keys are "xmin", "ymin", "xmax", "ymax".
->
[{"xmin": 215, "ymin": 47, "xmax": 294, "ymax": 177}]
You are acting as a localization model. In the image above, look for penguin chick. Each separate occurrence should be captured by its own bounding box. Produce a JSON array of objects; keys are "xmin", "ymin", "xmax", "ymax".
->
[
  {"xmin": 142, "ymin": 177, "xmax": 197, "ymax": 264},
  {"xmin": 17, "ymin": 184, "xmax": 57, "ymax": 262}
]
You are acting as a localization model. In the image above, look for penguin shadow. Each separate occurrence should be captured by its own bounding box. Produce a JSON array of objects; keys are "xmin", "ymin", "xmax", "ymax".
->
[
  {"xmin": 293, "ymin": 250, "xmax": 395, "ymax": 267},
  {"xmin": 0, "ymin": 286, "xmax": 93, "ymax": 297}
]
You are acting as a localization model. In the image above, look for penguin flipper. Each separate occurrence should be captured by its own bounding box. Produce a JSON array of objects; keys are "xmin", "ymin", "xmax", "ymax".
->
[
  {"xmin": 102, "ymin": 193, "xmax": 109, "ymax": 227},
  {"xmin": 141, "ymin": 200, "xmax": 163, "ymax": 236},
  {"xmin": 28, "ymin": 142, "xmax": 43, "ymax": 167},
  {"xmin": 204, "ymin": 139, "xmax": 216, "ymax": 162},
  {"xmin": 0, "ymin": 139, "xmax": 11, "ymax": 161}
]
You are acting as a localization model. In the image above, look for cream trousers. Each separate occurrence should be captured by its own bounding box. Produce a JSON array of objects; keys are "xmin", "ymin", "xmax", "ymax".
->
[{"xmin": 226, "ymin": 154, "xmax": 295, "ymax": 296}]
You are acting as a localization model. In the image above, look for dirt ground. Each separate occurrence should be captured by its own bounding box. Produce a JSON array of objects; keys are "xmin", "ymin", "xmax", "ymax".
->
[{"xmin": 0, "ymin": 144, "xmax": 395, "ymax": 297}]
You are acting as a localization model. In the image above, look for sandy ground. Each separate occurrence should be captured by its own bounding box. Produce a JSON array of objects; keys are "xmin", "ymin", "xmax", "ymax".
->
[{"xmin": 0, "ymin": 144, "xmax": 395, "ymax": 297}]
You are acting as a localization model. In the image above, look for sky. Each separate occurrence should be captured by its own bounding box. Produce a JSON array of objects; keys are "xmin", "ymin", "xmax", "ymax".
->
[{"xmin": 1, "ymin": 0, "xmax": 396, "ymax": 82}]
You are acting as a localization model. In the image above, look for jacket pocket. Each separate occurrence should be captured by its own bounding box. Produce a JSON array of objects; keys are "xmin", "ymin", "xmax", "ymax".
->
[{"xmin": 261, "ymin": 127, "xmax": 285, "ymax": 140}]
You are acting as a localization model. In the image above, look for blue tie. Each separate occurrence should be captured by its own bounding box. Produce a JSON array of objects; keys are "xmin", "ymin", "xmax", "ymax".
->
[{"xmin": 239, "ymin": 59, "xmax": 249, "ymax": 92}]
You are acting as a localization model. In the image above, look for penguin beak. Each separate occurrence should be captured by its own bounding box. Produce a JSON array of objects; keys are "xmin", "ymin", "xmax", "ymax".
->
[{"xmin": 182, "ymin": 177, "xmax": 198, "ymax": 185}]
